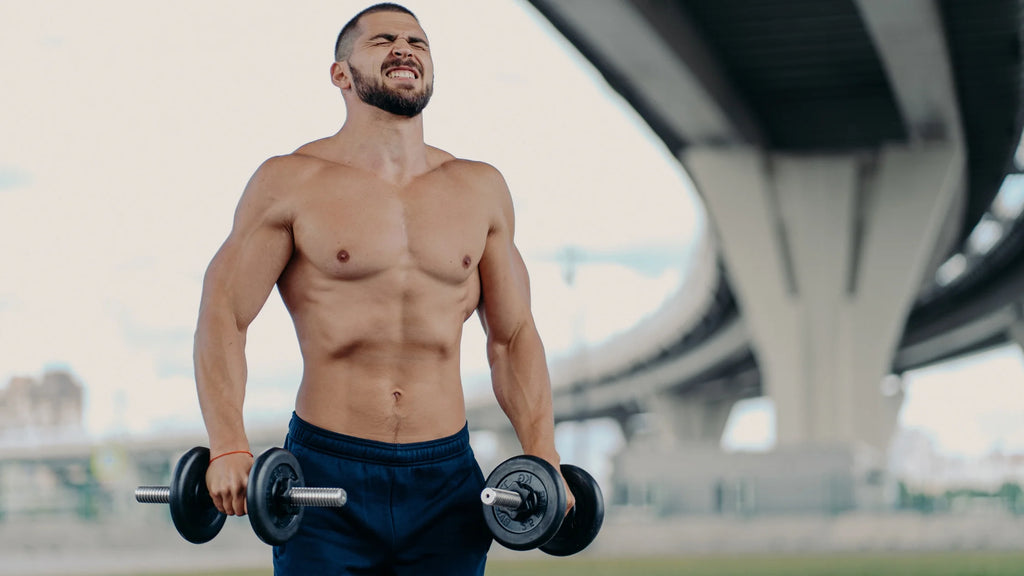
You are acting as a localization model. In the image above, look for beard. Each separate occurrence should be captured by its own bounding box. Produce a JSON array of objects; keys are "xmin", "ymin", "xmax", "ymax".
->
[{"xmin": 350, "ymin": 62, "xmax": 433, "ymax": 118}]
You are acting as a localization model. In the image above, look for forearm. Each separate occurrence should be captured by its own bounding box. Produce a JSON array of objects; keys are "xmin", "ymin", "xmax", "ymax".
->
[
  {"xmin": 194, "ymin": 307, "xmax": 250, "ymax": 454},
  {"xmin": 489, "ymin": 321, "xmax": 559, "ymax": 465}
]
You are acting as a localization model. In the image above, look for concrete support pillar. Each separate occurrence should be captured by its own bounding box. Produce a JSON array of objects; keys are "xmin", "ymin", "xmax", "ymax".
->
[
  {"xmin": 1007, "ymin": 312, "xmax": 1024, "ymax": 354},
  {"xmin": 683, "ymin": 143, "xmax": 964, "ymax": 450},
  {"xmin": 611, "ymin": 412, "xmax": 641, "ymax": 446},
  {"xmin": 647, "ymin": 390, "xmax": 738, "ymax": 450}
]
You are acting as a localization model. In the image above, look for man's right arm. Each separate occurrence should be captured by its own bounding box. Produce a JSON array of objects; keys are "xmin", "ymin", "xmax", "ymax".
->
[{"xmin": 194, "ymin": 156, "xmax": 296, "ymax": 516}]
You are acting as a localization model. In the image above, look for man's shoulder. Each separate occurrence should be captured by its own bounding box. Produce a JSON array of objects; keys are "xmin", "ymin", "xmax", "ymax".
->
[
  {"xmin": 429, "ymin": 148, "xmax": 506, "ymax": 187},
  {"xmin": 252, "ymin": 146, "xmax": 342, "ymax": 187},
  {"xmin": 236, "ymin": 153, "xmax": 333, "ymax": 217},
  {"xmin": 267, "ymin": 141, "xmax": 340, "ymax": 173}
]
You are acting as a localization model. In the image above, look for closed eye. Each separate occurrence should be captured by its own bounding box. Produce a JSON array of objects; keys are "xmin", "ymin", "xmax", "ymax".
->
[{"xmin": 367, "ymin": 33, "xmax": 429, "ymax": 50}]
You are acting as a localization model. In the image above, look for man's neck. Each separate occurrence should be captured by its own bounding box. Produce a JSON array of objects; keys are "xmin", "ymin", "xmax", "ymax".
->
[{"xmin": 336, "ymin": 104, "xmax": 430, "ymax": 185}]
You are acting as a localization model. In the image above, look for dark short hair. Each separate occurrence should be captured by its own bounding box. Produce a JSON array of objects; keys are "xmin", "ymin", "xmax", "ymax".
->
[{"xmin": 334, "ymin": 3, "xmax": 419, "ymax": 62}]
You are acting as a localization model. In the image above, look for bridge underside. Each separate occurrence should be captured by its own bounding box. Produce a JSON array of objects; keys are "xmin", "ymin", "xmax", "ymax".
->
[{"xmin": 463, "ymin": 0, "xmax": 1024, "ymax": 513}]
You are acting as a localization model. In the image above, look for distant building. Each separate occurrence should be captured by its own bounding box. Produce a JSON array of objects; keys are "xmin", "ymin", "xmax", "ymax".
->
[{"xmin": 0, "ymin": 370, "xmax": 84, "ymax": 434}]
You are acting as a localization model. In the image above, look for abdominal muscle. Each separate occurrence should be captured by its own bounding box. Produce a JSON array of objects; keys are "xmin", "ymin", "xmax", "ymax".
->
[
  {"xmin": 283, "ymin": 263, "xmax": 478, "ymax": 444},
  {"xmin": 293, "ymin": 345, "xmax": 470, "ymax": 444}
]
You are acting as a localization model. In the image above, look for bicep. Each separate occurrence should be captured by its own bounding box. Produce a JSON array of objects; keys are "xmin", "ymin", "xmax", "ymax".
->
[
  {"xmin": 203, "ymin": 229, "xmax": 291, "ymax": 329},
  {"xmin": 200, "ymin": 163, "xmax": 294, "ymax": 329},
  {"xmin": 478, "ymin": 178, "xmax": 532, "ymax": 344}
]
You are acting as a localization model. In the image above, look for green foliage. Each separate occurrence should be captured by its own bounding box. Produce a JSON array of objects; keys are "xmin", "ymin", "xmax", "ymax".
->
[
  {"xmin": 898, "ymin": 480, "xmax": 1024, "ymax": 515},
  {"xmin": 998, "ymin": 482, "xmax": 1023, "ymax": 514}
]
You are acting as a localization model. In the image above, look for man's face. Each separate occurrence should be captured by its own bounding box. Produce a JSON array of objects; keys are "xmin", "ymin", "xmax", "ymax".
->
[{"xmin": 347, "ymin": 12, "xmax": 434, "ymax": 117}]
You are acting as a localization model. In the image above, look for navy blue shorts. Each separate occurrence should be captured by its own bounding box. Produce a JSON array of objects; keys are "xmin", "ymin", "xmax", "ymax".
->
[{"xmin": 273, "ymin": 414, "xmax": 492, "ymax": 575}]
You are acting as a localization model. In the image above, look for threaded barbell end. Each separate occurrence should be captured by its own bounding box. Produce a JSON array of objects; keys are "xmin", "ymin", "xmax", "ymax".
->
[
  {"xmin": 135, "ymin": 486, "xmax": 171, "ymax": 504},
  {"xmin": 287, "ymin": 487, "xmax": 347, "ymax": 508},
  {"xmin": 481, "ymin": 487, "xmax": 523, "ymax": 509}
]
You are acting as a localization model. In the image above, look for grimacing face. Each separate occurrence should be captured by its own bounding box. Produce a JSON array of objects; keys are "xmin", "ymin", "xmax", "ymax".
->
[{"xmin": 346, "ymin": 12, "xmax": 434, "ymax": 117}]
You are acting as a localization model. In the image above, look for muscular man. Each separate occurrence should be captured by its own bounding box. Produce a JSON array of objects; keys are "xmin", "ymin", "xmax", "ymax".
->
[{"xmin": 193, "ymin": 3, "xmax": 572, "ymax": 573}]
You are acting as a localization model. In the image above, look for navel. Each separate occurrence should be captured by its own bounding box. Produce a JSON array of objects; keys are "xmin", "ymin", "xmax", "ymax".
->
[
  {"xmin": 337, "ymin": 249, "xmax": 350, "ymax": 263},
  {"xmin": 462, "ymin": 255, "xmax": 472, "ymax": 268}
]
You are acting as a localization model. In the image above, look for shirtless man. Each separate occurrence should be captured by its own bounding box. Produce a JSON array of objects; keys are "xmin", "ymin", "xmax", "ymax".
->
[{"xmin": 193, "ymin": 3, "xmax": 571, "ymax": 574}]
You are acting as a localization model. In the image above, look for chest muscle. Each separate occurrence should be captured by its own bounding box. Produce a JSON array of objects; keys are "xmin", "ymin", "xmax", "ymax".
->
[{"xmin": 292, "ymin": 179, "xmax": 489, "ymax": 286}]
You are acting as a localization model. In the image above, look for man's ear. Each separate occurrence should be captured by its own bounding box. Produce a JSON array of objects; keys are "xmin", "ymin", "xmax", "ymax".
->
[{"xmin": 331, "ymin": 61, "xmax": 352, "ymax": 91}]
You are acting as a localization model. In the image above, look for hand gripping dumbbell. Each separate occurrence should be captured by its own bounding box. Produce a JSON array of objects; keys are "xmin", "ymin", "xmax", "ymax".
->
[
  {"xmin": 480, "ymin": 455, "xmax": 604, "ymax": 556},
  {"xmin": 135, "ymin": 446, "xmax": 346, "ymax": 545}
]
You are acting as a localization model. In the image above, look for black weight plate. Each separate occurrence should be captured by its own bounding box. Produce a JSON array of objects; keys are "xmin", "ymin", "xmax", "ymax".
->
[
  {"xmin": 539, "ymin": 464, "xmax": 604, "ymax": 556},
  {"xmin": 482, "ymin": 455, "xmax": 566, "ymax": 551},
  {"xmin": 248, "ymin": 447, "xmax": 304, "ymax": 545},
  {"xmin": 169, "ymin": 446, "xmax": 226, "ymax": 544}
]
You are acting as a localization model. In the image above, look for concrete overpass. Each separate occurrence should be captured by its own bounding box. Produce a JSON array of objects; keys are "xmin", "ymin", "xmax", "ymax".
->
[{"xmin": 468, "ymin": 0, "xmax": 1024, "ymax": 476}]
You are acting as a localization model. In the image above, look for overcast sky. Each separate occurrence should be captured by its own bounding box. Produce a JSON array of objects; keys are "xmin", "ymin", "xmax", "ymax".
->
[
  {"xmin": 0, "ymin": 0, "xmax": 699, "ymax": 436},
  {"xmin": 1, "ymin": 1, "xmax": 1022, "ymax": 469}
]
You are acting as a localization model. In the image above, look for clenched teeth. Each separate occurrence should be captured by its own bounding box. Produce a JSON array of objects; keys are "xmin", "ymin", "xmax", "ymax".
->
[{"xmin": 387, "ymin": 70, "xmax": 416, "ymax": 79}]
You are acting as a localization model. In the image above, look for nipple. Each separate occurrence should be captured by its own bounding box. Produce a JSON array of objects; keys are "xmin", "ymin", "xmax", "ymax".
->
[
  {"xmin": 337, "ymin": 249, "xmax": 350, "ymax": 263},
  {"xmin": 462, "ymin": 255, "xmax": 472, "ymax": 268}
]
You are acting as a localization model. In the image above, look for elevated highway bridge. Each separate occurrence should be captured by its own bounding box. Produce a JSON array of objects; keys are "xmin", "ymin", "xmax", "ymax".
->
[
  {"xmin": 465, "ymin": 0, "xmax": 1024, "ymax": 513},
  {"xmin": 469, "ymin": 0, "xmax": 1024, "ymax": 444}
]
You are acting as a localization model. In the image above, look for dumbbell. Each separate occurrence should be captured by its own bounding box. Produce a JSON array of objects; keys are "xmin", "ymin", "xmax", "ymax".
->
[
  {"xmin": 135, "ymin": 446, "xmax": 346, "ymax": 545},
  {"xmin": 480, "ymin": 455, "xmax": 604, "ymax": 556}
]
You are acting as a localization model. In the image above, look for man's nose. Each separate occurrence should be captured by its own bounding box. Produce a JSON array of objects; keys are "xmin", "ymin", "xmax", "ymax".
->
[{"xmin": 391, "ymin": 40, "xmax": 412, "ymax": 57}]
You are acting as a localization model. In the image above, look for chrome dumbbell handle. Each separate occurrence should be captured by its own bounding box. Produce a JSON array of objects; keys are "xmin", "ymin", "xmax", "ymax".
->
[
  {"xmin": 135, "ymin": 486, "xmax": 347, "ymax": 507},
  {"xmin": 135, "ymin": 486, "xmax": 171, "ymax": 503},
  {"xmin": 481, "ymin": 487, "xmax": 524, "ymax": 509},
  {"xmin": 286, "ymin": 487, "xmax": 347, "ymax": 507}
]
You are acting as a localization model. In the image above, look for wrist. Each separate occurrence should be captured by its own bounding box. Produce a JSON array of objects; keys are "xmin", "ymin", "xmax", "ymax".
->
[
  {"xmin": 209, "ymin": 449, "xmax": 254, "ymax": 464},
  {"xmin": 208, "ymin": 432, "xmax": 250, "ymax": 456},
  {"xmin": 523, "ymin": 448, "xmax": 561, "ymax": 468}
]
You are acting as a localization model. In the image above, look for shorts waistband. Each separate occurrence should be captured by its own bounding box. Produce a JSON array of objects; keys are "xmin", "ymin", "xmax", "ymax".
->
[{"xmin": 286, "ymin": 412, "xmax": 471, "ymax": 465}]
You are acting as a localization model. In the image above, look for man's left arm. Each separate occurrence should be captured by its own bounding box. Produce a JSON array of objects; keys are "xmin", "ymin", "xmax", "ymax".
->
[{"xmin": 476, "ymin": 166, "xmax": 575, "ymax": 512}]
